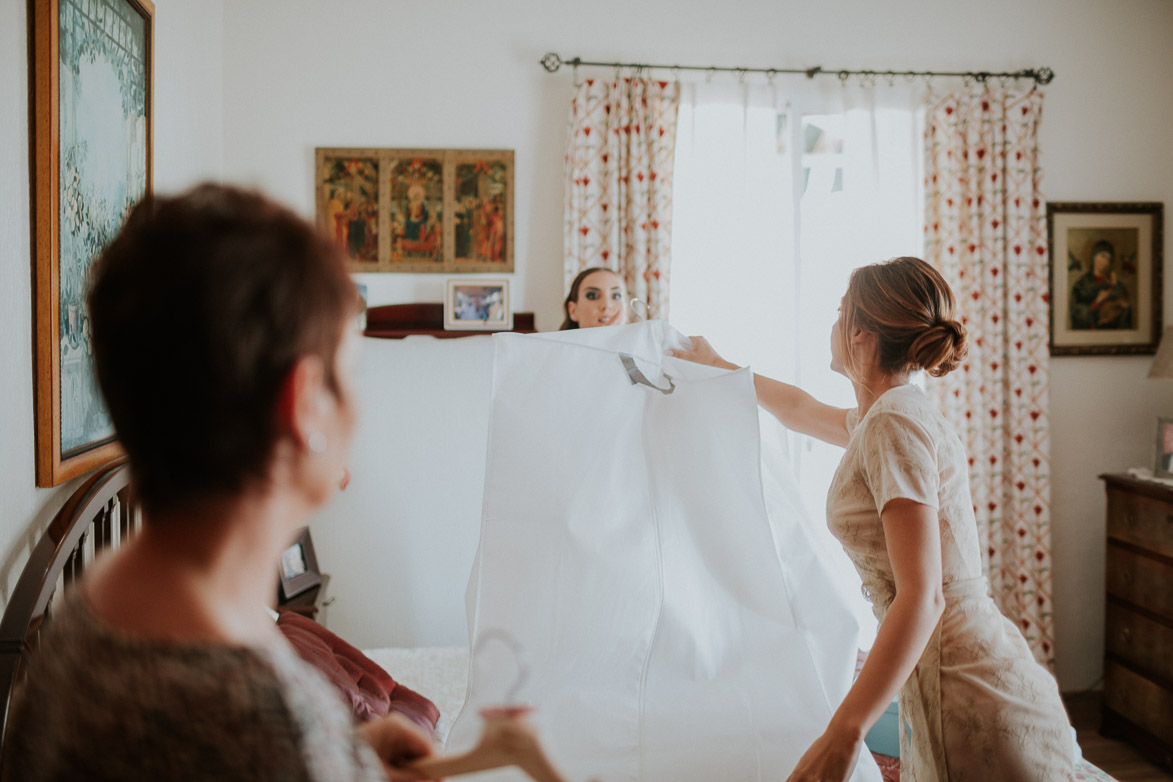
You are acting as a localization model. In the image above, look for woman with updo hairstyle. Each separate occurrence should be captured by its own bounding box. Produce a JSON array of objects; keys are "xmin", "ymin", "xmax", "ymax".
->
[
  {"xmin": 674, "ymin": 256, "xmax": 1075, "ymax": 781},
  {"xmin": 6, "ymin": 184, "xmax": 436, "ymax": 781}
]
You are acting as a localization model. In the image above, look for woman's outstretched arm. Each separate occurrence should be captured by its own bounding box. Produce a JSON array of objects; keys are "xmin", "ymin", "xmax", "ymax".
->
[
  {"xmin": 785, "ymin": 498, "xmax": 945, "ymax": 781},
  {"xmin": 670, "ymin": 336, "xmax": 851, "ymax": 447}
]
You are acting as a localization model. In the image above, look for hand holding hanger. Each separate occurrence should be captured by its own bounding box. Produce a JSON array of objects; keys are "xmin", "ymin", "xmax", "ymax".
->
[{"xmin": 408, "ymin": 706, "xmax": 571, "ymax": 782}]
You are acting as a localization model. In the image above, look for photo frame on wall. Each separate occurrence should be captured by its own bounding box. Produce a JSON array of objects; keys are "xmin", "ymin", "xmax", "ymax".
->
[
  {"xmin": 31, "ymin": 0, "xmax": 154, "ymax": 487},
  {"xmin": 1047, "ymin": 202, "xmax": 1163, "ymax": 356},
  {"xmin": 279, "ymin": 527, "xmax": 323, "ymax": 600},
  {"xmin": 315, "ymin": 148, "xmax": 514, "ymax": 274},
  {"xmin": 1156, "ymin": 417, "xmax": 1173, "ymax": 479},
  {"xmin": 444, "ymin": 279, "xmax": 512, "ymax": 331}
]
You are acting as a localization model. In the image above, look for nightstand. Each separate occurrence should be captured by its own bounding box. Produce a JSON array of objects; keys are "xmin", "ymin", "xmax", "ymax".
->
[
  {"xmin": 276, "ymin": 573, "xmax": 334, "ymax": 624},
  {"xmin": 1099, "ymin": 474, "xmax": 1173, "ymax": 771}
]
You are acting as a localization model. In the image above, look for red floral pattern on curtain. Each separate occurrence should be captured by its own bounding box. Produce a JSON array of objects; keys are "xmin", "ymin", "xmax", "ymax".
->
[
  {"xmin": 564, "ymin": 77, "xmax": 680, "ymax": 318},
  {"xmin": 923, "ymin": 86, "xmax": 1055, "ymax": 666}
]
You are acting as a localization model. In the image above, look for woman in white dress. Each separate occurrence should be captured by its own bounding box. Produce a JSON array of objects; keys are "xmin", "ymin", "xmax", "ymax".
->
[{"xmin": 673, "ymin": 256, "xmax": 1074, "ymax": 782}]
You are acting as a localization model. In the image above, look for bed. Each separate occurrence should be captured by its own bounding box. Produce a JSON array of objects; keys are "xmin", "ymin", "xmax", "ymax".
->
[{"xmin": 0, "ymin": 459, "xmax": 1120, "ymax": 781}]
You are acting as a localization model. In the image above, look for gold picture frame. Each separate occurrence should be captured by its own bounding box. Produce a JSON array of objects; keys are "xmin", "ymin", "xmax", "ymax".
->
[
  {"xmin": 1047, "ymin": 202, "xmax": 1163, "ymax": 356},
  {"xmin": 32, "ymin": 0, "xmax": 154, "ymax": 486},
  {"xmin": 315, "ymin": 148, "xmax": 514, "ymax": 274}
]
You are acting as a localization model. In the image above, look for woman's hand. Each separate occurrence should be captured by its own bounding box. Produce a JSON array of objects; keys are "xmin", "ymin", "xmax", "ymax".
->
[
  {"xmin": 784, "ymin": 724, "xmax": 864, "ymax": 782},
  {"xmin": 668, "ymin": 336, "xmax": 740, "ymax": 370},
  {"xmin": 359, "ymin": 712, "xmax": 438, "ymax": 781}
]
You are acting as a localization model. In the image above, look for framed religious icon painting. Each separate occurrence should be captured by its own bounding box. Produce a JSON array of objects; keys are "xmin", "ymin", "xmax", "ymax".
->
[
  {"xmin": 315, "ymin": 148, "xmax": 513, "ymax": 274},
  {"xmin": 31, "ymin": 0, "xmax": 154, "ymax": 487},
  {"xmin": 1047, "ymin": 202, "xmax": 1163, "ymax": 356},
  {"xmin": 451, "ymin": 151, "xmax": 513, "ymax": 272},
  {"xmin": 318, "ymin": 152, "xmax": 381, "ymax": 267}
]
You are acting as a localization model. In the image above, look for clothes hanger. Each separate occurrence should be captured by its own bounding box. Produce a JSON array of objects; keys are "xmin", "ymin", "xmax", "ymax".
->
[
  {"xmin": 410, "ymin": 632, "xmax": 573, "ymax": 781},
  {"xmin": 408, "ymin": 705, "xmax": 570, "ymax": 781}
]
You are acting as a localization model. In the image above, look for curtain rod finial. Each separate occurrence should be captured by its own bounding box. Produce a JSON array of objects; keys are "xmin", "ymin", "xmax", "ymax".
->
[
  {"xmin": 540, "ymin": 52, "xmax": 563, "ymax": 73},
  {"xmin": 1034, "ymin": 67, "xmax": 1054, "ymax": 85}
]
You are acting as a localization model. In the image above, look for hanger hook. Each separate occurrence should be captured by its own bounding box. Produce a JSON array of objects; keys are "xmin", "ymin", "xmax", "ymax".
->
[
  {"xmin": 628, "ymin": 298, "xmax": 648, "ymax": 322},
  {"xmin": 474, "ymin": 629, "xmax": 530, "ymax": 704}
]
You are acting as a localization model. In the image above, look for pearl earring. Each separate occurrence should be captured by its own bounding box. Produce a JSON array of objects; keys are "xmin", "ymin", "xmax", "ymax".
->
[{"xmin": 307, "ymin": 431, "xmax": 328, "ymax": 454}]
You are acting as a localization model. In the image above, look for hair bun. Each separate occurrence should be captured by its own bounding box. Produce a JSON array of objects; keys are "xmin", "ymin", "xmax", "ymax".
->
[{"xmin": 908, "ymin": 319, "xmax": 968, "ymax": 378}]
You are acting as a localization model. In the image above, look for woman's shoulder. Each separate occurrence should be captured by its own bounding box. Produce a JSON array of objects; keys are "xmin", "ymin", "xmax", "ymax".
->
[
  {"xmin": 20, "ymin": 590, "xmax": 290, "ymax": 705},
  {"xmin": 7, "ymin": 592, "xmax": 369, "ymax": 779},
  {"xmin": 867, "ymin": 384, "xmax": 941, "ymax": 425}
]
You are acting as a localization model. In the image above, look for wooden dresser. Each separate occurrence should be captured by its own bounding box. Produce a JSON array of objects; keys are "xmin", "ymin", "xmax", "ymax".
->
[{"xmin": 1099, "ymin": 473, "xmax": 1173, "ymax": 771}]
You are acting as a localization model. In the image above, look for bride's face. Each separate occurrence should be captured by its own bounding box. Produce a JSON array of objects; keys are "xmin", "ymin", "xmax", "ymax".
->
[{"xmin": 568, "ymin": 270, "xmax": 627, "ymax": 328}]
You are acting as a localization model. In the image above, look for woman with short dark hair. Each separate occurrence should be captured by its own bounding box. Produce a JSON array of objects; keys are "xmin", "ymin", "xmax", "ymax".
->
[{"xmin": 7, "ymin": 184, "xmax": 435, "ymax": 781}]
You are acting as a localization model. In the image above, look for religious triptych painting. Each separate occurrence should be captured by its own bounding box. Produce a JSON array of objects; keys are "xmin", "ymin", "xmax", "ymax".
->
[{"xmin": 315, "ymin": 148, "xmax": 513, "ymax": 274}]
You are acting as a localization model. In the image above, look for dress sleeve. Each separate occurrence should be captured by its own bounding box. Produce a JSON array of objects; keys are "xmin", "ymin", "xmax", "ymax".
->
[{"xmin": 860, "ymin": 409, "xmax": 940, "ymax": 515}]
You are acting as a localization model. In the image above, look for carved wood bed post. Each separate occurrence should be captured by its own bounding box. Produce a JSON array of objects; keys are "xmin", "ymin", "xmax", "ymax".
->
[{"xmin": 0, "ymin": 458, "xmax": 136, "ymax": 775}]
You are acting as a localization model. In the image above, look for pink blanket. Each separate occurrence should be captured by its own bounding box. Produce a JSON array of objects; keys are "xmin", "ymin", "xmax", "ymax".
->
[{"xmin": 277, "ymin": 611, "xmax": 440, "ymax": 732}]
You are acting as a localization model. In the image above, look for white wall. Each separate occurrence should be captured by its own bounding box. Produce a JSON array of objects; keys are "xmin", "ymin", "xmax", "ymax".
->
[
  {"xmin": 0, "ymin": 0, "xmax": 224, "ymax": 598},
  {"xmin": 220, "ymin": 0, "xmax": 1173, "ymax": 691},
  {"xmin": 2, "ymin": 0, "xmax": 1171, "ymax": 693}
]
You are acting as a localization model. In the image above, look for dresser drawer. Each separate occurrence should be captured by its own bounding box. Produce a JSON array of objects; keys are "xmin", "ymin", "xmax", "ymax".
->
[
  {"xmin": 1106, "ymin": 544, "xmax": 1173, "ymax": 621},
  {"xmin": 1106, "ymin": 486, "xmax": 1173, "ymax": 557},
  {"xmin": 1105, "ymin": 603, "xmax": 1173, "ymax": 682},
  {"xmin": 1103, "ymin": 661, "xmax": 1173, "ymax": 749}
]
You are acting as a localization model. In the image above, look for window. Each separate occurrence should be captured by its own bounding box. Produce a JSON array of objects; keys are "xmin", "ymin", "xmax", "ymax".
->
[{"xmin": 670, "ymin": 82, "xmax": 925, "ymax": 646}]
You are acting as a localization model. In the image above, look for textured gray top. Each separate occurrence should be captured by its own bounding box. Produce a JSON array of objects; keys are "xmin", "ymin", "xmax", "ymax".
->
[{"xmin": 5, "ymin": 592, "xmax": 387, "ymax": 781}]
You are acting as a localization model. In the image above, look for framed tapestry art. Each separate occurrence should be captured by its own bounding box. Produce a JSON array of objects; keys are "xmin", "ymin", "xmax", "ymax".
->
[
  {"xmin": 1047, "ymin": 202, "xmax": 1163, "ymax": 355},
  {"xmin": 31, "ymin": 0, "xmax": 154, "ymax": 487},
  {"xmin": 316, "ymin": 148, "xmax": 513, "ymax": 274}
]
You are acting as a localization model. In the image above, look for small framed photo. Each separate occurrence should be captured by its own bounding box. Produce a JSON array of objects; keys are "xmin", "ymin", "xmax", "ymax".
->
[
  {"xmin": 1047, "ymin": 202, "xmax": 1164, "ymax": 355},
  {"xmin": 1156, "ymin": 417, "xmax": 1173, "ymax": 479},
  {"xmin": 444, "ymin": 279, "xmax": 512, "ymax": 331},
  {"xmin": 279, "ymin": 527, "xmax": 322, "ymax": 599}
]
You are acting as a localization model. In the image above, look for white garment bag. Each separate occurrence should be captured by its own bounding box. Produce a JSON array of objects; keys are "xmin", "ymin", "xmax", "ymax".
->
[{"xmin": 449, "ymin": 321, "xmax": 880, "ymax": 782}]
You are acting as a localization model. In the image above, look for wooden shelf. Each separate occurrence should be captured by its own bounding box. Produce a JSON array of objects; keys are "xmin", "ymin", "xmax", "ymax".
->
[{"xmin": 363, "ymin": 303, "xmax": 536, "ymax": 339}]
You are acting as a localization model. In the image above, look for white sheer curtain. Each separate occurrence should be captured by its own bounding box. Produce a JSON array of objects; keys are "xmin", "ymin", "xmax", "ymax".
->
[{"xmin": 670, "ymin": 80, "xmax": 925, "ymax": 646}]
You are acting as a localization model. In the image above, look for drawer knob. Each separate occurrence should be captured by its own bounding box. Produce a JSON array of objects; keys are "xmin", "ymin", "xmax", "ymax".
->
[
  {"xmin": 1121, "ymin": 627, "xmax": 1132, "ymax": 643},
  {"xmin": 1125, "ymin": 512, "xmax": 1138, "ymax": 527},
  {"xmin": 1122, "ymin": 570, "xmax": 1135, "ymax": 585}
]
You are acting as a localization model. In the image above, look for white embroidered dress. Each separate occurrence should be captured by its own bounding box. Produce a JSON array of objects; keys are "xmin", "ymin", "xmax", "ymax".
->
[{"xmin": 826, "ymin": 384, "xmax": 1074, "ymax": 781}]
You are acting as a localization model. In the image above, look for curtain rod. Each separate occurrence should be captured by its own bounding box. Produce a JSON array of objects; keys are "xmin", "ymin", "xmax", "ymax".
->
[{"xmin": 538, "ymin": 52, "xmax": 1054, "ymax": 86}]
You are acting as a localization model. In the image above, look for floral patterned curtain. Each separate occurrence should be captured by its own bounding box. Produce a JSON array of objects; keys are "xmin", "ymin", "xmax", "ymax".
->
[
  {"xmin": 923, "ymin": 86, "xmax": 1055, "ymax": 666},
  {"xmin": 564, "ymin": 77, "xmax": 680, "ymax": 319}
]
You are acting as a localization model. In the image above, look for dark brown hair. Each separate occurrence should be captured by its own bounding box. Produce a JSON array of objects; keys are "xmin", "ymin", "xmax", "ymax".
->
[
  {"xmin": 839, "ymin": 256, "xmax": 968, "ymax": 380},
  {"xmin": 559, "ymin": 267, "xmax": 623, "ymax": 330},
  {"xmin": 87, "ymin": 183, "xmax": 356, "ymax": 513}
]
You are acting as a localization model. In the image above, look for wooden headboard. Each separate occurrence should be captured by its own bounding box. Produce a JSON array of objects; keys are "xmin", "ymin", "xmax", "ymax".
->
[{"xmin": 0, "ymin": 458, "xmax": 138, "ymax": 776}]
